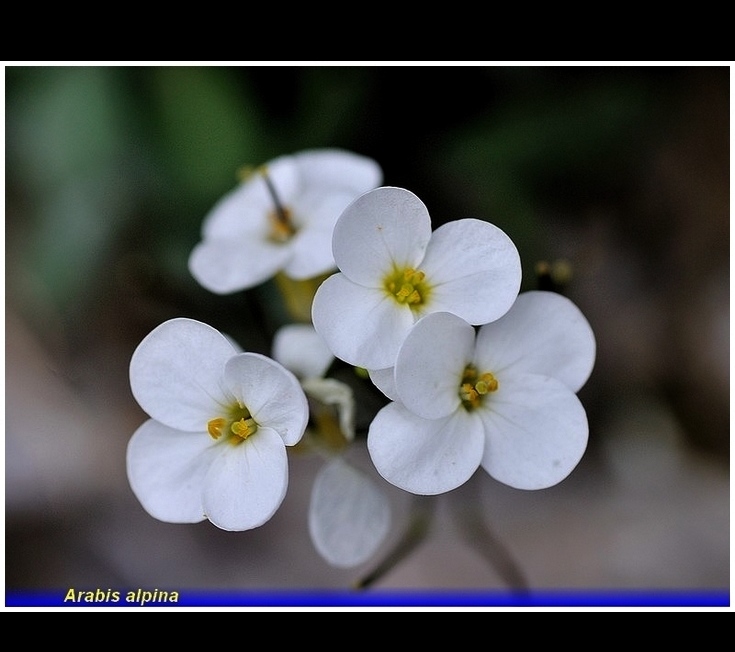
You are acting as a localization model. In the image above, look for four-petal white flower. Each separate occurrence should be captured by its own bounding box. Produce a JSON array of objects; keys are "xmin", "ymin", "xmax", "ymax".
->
[
  {"xmin": 367, "ymin": 291, "xmax": 596, "ymax": 495},
  {"xmin": 127, "ymin": 318, "xmax": 309, "ymax": 531},
  {"xmin": 312, "ymin": 186, "xmax": 522, "ymax": 370},
  {"xmin": 189, "ymin": 149, "xmax": 383, "ymax": 294}
]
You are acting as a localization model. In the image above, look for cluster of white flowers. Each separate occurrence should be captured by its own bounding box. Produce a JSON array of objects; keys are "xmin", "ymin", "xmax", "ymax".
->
[{"xmin": 126, "ymin": 148, "xmax": 595, "ymax": 571}]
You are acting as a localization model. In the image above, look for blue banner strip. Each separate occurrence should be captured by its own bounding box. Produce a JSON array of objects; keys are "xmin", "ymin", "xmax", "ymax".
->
[{"xmin": 5, "ymin": 589, "xmax": 730, "ymax": 608}]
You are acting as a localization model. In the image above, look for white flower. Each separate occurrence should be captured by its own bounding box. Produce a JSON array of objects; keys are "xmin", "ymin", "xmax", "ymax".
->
[
  {"xmin": 311, "ymin": 186, "xmax": 522, "ymax": 370},
  {"xmin": 126, "ymin": 318, "xmax": 308, "ymax": 531},
  {"xmin": 272, "ymin": 323, "xmax": 391, "ymax": 568},
  {"xmin": 189, "ymin": 148, "xmax": 383, "ymax": 294},
  {"xmin": 308, "ymin": 457, "xmax": 392, "ymax": 569},
  {"xmin": 367, "ymin": 291, "xmax": 596, "ymax": 495},
  {"xmin": 272, "ymin": 322, "xmax": 335, "ymax": 381}
]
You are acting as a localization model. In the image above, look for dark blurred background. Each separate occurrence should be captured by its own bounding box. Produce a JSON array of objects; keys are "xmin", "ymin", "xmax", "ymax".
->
[{"xmin": 4, "ymin": 65, "xmax": 729, "ymax": 596}]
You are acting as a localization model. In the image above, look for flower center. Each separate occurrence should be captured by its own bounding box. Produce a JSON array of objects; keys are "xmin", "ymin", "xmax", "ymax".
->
[
  {"xmin": 267, "ymin": 207, "xmax": 298, "ymax": 243},
  {"xmin": 260, "ymin": 167, "xmax": 298, "ymax": 243},
  {"xmin": 459, "ymin": 364, "xmax": 499, "ymax": 411},
  {"xmin": 207, "ymin": 403, "xmax": 258, "ymax": 445},
  {"xmin": 383, "ymin": 266, "xmax": 431, "ymax": 308}
]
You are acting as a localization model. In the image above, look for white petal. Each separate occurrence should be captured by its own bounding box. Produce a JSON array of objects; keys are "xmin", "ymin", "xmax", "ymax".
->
[
  {"xmin": 199, "ymin": 179, "xmax": 272, "ymax": 240},
  {"xmin": 301, "ymin": 377, "xmax": 356, "ymax": 441},
  {"xmin": 294, "ymin": 188, "xmax": 365, "ymax": 229},
  {"xmin": 478, "ymin": 373, "xmax": 589, "ymax": 490},
  {"xmin": 126, "ymin": 419, "xmax": 218, "ymax": 524},
  {"xmin": 260, "ymin": 154, "xmax": 301, "ymax": 203},
  {"xmin": 285, "ymin": 187, "xmax": 389, "ymax": 280},
  {"xmin": 420, "ymin": 219, "xmax": 521, "ymax": 325},
  {"xmin": 475, "ymin": 290, "xmax": 596, "ymax": 393},
  {"xmin": 293, "ymin": 149, "xmax": 382, "ymax": 194},
  {"xmin": 224, "ymin": 353, "xmax": 308, "ymax": 446},
  {"xmin": 395, "ymin": 312, "xmax": 473, "ymax": 420},
  {"xmin": 367, "ymin": 367, "xmax": 398, "ymax": 401},
  {"xmin": 129, "ymin": 318, "xmax": 236, "ymax": 431},
  {"xmin": 272, "ymin": 323, "xmax": 334, "ymax": 379},
  {"xmin": 189, "ymin": 236, "xmax": 292, "ymax": 294},
  {"xmin": 332, "ymin": 187, "xmax": 432, "ymax": 286},
  {"xmin": 285, "ymin": 153, "xmax": 383, "ymax": 279},
  {"xmin": 282, "ymin": 215, "xmax": 338, "ymax": 280},
  {"xmin": 312, "ymin": 273, "xmax": 416, "ymax": 369},
  {"xmin": 308, "ymin": 457, "xmax": 391, "ymax": 568},
  {"xmin": 368, "ymin": 403, "xmax": 485, "ymax": 495},
  {"xmin": 202, "ymin": 426, "xmax": 288, "ymax": 531}
]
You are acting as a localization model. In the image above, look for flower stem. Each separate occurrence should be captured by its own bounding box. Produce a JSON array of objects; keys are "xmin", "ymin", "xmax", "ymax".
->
[
  {"xmin": 354, "ymin": 496, "xmax": 435, "ymax": 589},
  {"xmin": 454, "ymin": 475, "xmax": 529, "ymax": 592},
  {"xmin": 274, "ymin": 272, "xmax": 330, "ymax": 324}
]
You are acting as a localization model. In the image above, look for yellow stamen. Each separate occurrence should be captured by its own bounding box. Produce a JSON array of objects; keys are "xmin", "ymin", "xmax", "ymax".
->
[
  {"xmin": 259, "ymin": 167, "xmax": 298, "ymax": 243},
  {"xmin": 207, "ymin": 404, "xmax": 259, "ymax": 444},
  {"xmin": 384, "ymin": 266, "xmax": 431, "ymax": 308},
  {"xmin": 231, "ymin": 417, "xmax": 258, "ymax": 441},
  {"xmin": 475, "ymin": 373, "xmax": 498, "ymax": 395},
  {"xmin": 460, "ymin": 383, "xmax": 478, "ymax": 404},
  {"xmin": 236, "ymin": 163, "xmax": 298, "ymax": 242},
  {"xmin": 268, "ymin": 208, "xmax": 297, "ymax": 243},
  {"xmin": 459, "ymin": 366, "xmax": 499, "ymax": 410},
  {"xmin": 396, "ymin": 284, "xmax": 413, "ymax": 301},
  {"xmin": 207, "ymin": 417, "xmax": 226, "ymax": 440}
]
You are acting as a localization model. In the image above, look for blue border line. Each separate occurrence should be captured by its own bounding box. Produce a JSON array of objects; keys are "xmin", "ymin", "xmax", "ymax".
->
[{"xmin": 5, "ymin": 589, "xmax": 730, "ymax": 608}]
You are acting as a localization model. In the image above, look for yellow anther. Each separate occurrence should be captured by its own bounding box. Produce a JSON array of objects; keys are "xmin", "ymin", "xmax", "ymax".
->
[
  {"xmin": 207, "ymin": 418, "xmax": 227, "ymax": 440},
  {"xmin": 459, "ymin": 366, "xmax": 499, "ymax": 411},
  {"xmin": 460, "ymin": 383, "xmax": 478, "ymax": 404},
  {"xmin": 404, "ymin": 269, "xmax": 425, "ymax": 283},
  {"xmin": 208, "ymin": 404, "xmax": 258, "ymax": 444},
  {"xmin": 475, "ymin": 373, "xmax": 498, "ymax": 395},
  {"xmin": 384, "ymin": 266, "xmax": 431, "ymax": 308},
  {"xmin": 396, "ymin": 283, "xmax": 414, "ymax": 301},
  {"xmin": 238, "ymin": 165, "xmax": 296, "ymax": 243},
  {"xmin": 231, "ymin": 417, "xmax": 258, "ymax": 441},
  {"xmin": 268, "ymin": 209, "xmax": 297, "ymax": 243}
]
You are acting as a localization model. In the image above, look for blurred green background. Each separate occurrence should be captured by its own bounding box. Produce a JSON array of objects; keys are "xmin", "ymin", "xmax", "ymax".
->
[{"xmin": 4, "ymin": 65, "xmax": 729, "ymax": 596}]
